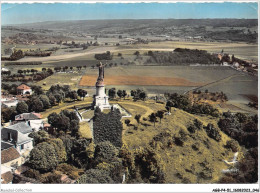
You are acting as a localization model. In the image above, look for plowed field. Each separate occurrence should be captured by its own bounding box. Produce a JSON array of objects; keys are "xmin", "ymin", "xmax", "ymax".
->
[{"xmin": 79, "ymin": 75, "xmax": 204, "ymax": 87}]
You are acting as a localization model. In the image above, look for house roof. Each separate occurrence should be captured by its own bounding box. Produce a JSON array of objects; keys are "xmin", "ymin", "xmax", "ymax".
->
[
  {"xmin": 17, "ymin": 84, "xmax": 31, "ymax": 90},
  {"xmin": 5, "ymin": 122, "xmax": 33, "ymax": 134},
  {"xmin": 1, "ymin": 171, "xmax": 13, "ymax": 184},
  {"xmin": 15, "ymin": 113, "xmax": 42, "ymax": 121},
  {"xmin": 1, "ymin": 147, "xmax": 20, "ymax": 164},
  {"xmin": 1, "ymin": 141, "xmax": 13, "ymax": 150},
  {"xmin": 17, "ymin": 132, "xmax": 33, "ymax": 145}
]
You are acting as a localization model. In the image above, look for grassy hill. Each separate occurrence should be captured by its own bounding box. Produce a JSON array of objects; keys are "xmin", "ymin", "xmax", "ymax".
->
[{"xmin": 119, "ymin": 100, "xmax": 241, "ymax": 183}]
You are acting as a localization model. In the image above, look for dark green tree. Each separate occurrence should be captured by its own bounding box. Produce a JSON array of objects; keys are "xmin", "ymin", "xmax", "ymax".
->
[
  {"xmin": 16, "ymin": 101, "xmax": 28, "ymax": 114},
  {"xmin": 28, "ymin": 142, "xmax": 58, "ymax": 172},
  {"xmin": 156, "ymin": 111, "xmax": 164, "ymax": 123},
  {"xmin": 134, "ymin": 114, "xmax": 141, "ymax": 125}
]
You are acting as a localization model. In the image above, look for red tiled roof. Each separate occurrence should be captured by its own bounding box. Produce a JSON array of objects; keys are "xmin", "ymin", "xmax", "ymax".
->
[
  {"xmin": 17, "ymin": 84, "xmax": 31, "ymax": 90},
  {"xmin": 1, "ymin": 147, "xmax": 20, "ymax": 164},
  {"xmin": 1, "ymin": 171, "xmax": 13, "ymax": 184}
]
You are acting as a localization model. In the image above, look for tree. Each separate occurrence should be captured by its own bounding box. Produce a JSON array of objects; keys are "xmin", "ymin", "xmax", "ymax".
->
[
  {"xmin": 156, "ymin": 111, "xmax": 164, "ymax": 123},
  {"xmin": 149, "ymin": 113, "xmax": 157, "ymax": 126},
  {"xmin": 134, "ymin": 51, "xmax": 140, "ymax": 56},
  {"xmin": 48, "ymin": 94, "xmax": 56, "ymax": 106},
  {"xmin": 28, "ymin": 97, "xmax": 44, "ymax": 112},
  {"xmin": 68, "ymin": 91, "xmax": 78, "ymax": 102},
  {"xmin": 76, "ymin": 169, "xmax": 114, "ymax": 184},
  {"xmin": 31, "ymin": 85, "xmax": 44, "ymax": 95},
  {"xmin": 29, "ymin": 130, "xmax": 50, "ymax": 146},
  {"xmin": 48, "ymin": 138, "xmax": 67, "ymax": 163},
  {"xmin": 122, "ymin": 90, "xmax": 127, "ymax": 99},
  {"xmin": 54, "ymin": 93, "xmax": 63, "ymax": 104},
  {"xmin": 77, "ymin": 89, "xmax": 87, "ymax": 100},
  {"xmin": 108, "ymin": 88, "xmax": 116, "ymax": 99},
  {"xmin": 39, "ymin": 95, "xmax": 51, "ymax": 109},
  {"xmin": 28, "ymin": 142, "xmax": 58, "ymax": 172},
  {"xmin": 71, "ymin": 120, "xmax": 80, "ymax": 138},
  {"xmin": 139, "ymin": 91, "xmax": 147, "ymax": 101},
  {"xmin": 1, "ymin": 107, "xmax": 17, "ymax": 122},
  {"xmin": 125, "ymin": 119, "xmax": 130, "ymax": 126},
  {"xmin": 166, "ymin": 101, "xmax": 174, "ymax": 113},
  {"xmin": 16, "ymin": 101, "xmax": 28, "ymax": 114},
  {"xmin": 17, "ymin": 69, "xmax": 23, "ymax": 76},
  {"xmin": 117, "ymin": 90, "xmax": 123, "ymax": 99},
  {"xmin": 135, "ymin": 114, "xmax": 141, "ymax": 125}
]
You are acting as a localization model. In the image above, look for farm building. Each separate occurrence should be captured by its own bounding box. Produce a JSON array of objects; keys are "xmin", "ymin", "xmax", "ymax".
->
[{"xmin": 17, "ymin": 84, "xmax": 32, "ymax": 95}]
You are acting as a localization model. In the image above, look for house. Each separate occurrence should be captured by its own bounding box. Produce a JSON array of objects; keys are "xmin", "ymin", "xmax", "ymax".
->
[
  {"xmin": 1, "ymin": 122, "xmax": 33, "ymax": 154},
  {"xmin": 15, "ymin": 112, "xmax": 42, "ymax": 121},
  {"xmin": 14, "ymin": 113, "xmax": 43, "ymax": 131},
  {"xmin": 17, "ymin": 84, "xmax": 32, "ymax": 95},
  {"xmin": 1, "ymin": 146, "xmax": 24, "ymax": 184},
  {"xmin": 28, "ymin": 120, "xmax": 44, "ymax": 131},
  {"xmin": 1, "ymin": 165, "xmax": 13, "ymax": 184},
  {"xmin": 1, "ymin": 99, "xmax": 18, "ymax": 108},
  {"xmin": 1, "ymin": 147, "xmax": 22, "ymax": 168}
]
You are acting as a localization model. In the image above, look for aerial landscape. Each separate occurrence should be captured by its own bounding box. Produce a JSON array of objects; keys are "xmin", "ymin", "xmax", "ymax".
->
[{"xmin": 1, "ymin": 2, "xmax": 258, "ymax": 187}]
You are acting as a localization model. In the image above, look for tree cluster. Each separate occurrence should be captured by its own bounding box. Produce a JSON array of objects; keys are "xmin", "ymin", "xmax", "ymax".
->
[
  {"xmin": 48, "ymin": 110, "xmax": 80, "ymax": 136},
  {"xmin": 130, "ymin": 89, "xmax": 147, "ymax": 101},
  {"xmin": 218, "ymin": 112, "xmax": 258, "ymax": 148},
  {"xmin": 165, "ymin": 93, "xmax": 220, "ymax": 117},
  {"xmin": 147, "ymin": 48, "xmax": 220, "ymax": 65},
  {"xmin": 94, "ymin": 51, "xmax": 113, "ymax": 60},
  {"xmin": 93, "ymin": 108, "xmax": 123, "ymax": 147}
]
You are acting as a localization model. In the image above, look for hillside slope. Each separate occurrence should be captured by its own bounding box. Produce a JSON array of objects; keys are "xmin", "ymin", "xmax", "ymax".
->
[{"xmin": 121, "ymin": 101, "xmax": 241, "ymax": 183}]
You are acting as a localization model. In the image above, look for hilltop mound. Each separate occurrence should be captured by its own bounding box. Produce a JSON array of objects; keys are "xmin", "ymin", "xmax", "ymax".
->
[{"xmin": 121, "ymin": 101, "xmax": 240, "ymax": 183}]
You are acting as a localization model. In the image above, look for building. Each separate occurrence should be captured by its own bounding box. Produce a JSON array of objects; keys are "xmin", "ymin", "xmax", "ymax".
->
[
  {"xmin": 1, "ymin": 99, "xmax": 18, "ymax": 108},
  {"xmin": 92, "ymin": 62, "xmax": 111, "ymax": 111},
  {"xmin": 1, "ymin": 165, "xmax": 13, "ymax": 184},
  {"xmin": 1, "ymin": 147, "xmax": 22, "ymax": 169},
  {"xmin": 1, "ymin": 147, "xmax": 23, "ymax": 184},
  {"xmin": 15, "ymin": 112, "xmax": 42, "ymax": 121},
  {"xmin": 17, "ymin": 84, "xmax": 32, "ymax": 95},
  {"xmin": 1, "ymin": 122, "xmax": 33, "ymax": 154}
]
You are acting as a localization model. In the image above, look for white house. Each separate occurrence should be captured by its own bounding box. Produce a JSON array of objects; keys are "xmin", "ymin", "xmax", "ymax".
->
[
  {"xmin": 16, "ymin": 84, "xmax": 32, "ymax": 95},
  {"xmin": 1, "ymin": 122, "xmax": 34, "ymax": 154}
]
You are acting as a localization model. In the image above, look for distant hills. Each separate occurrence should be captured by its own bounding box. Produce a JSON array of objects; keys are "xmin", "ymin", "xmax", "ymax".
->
[{"xmin": 5, "ymin": 19, "xmax": 257, "ymax": 32}]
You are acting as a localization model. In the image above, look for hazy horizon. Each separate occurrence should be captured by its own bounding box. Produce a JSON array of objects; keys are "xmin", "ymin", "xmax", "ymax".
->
[
  {"xmin": 2, "ymin": 18, "xmax": 258, "ymax": 26},
  {"xmin": 1, "ymin": 2, "xmax": 258, "ymax": 25}
]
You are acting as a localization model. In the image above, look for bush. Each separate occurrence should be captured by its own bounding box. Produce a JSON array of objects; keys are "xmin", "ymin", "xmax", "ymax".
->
[
  {"xmin": 225, "ymin": 139, "xmax": 239, "ymax": 152},
  {"xmin": 40, "ymin": 171, "xmax": 62, "ymax": 184},
  {"xmin": 76, "ymin": 169, "xmax": 114, "ymax": 184},
  {"xmin": 204, "ymin": 124, "xmax": 222, "ymax": 141},
  {"xmin": 56, "ymin": 163, "xmax": 83, "ymax": 180}
]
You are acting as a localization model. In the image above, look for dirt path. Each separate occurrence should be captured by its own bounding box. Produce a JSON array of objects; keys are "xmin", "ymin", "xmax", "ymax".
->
[
  {"xmin": 41, "ymin": 100, "xmax": 92, "ymax": 118},
  {"xmin": 116, "ymin": 101, "xmax": 154, "ymax": 118}
]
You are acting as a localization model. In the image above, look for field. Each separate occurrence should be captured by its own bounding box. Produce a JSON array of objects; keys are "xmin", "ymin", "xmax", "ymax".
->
[
  {"xmin": 79, "ymin": 75, "xmax": 204, "ymax": 87},
  {"xmin": 115, "ymin": 41, "xmax": 258, "ymax": 62}
]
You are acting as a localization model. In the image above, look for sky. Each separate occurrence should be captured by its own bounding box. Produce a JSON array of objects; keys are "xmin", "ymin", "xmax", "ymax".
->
[{"xmin": 1, "ymin": 2, "xmax": 258, "ymax": 25}]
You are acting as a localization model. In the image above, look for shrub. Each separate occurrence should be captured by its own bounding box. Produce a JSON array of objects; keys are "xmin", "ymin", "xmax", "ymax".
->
[
  {"xmin": 204, "ymin": 124, "xmax": 222, "ymax": 141},
  {"xmin": 76, "ymin": 169, "xmax": 114, "ymax": 184},
  {"xmin": 225, "ymin": 139, "xmax": 239, "ymax": 152}
]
